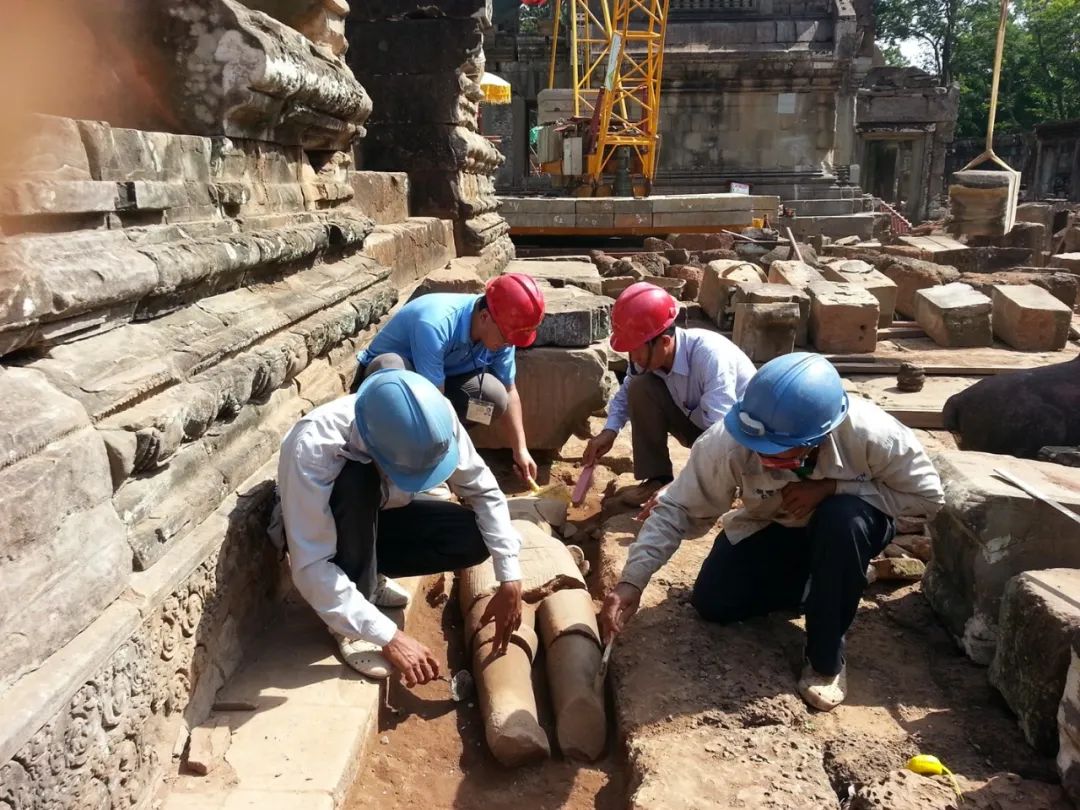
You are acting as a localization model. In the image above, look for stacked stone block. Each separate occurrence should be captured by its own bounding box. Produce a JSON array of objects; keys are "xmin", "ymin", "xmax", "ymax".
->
[
  {"xmin": 347, "ymin": 2, "xmax": 513, "ymax": 276},
  {"xmin": 0, "ymin": 2, "xmax": 464, "ymax": 805}
]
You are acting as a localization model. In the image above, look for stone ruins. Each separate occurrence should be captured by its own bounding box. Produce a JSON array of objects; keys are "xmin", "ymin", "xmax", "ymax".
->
[{"xmin": 0, "ymin": 1, "xmax": 502, "ymax": 806}]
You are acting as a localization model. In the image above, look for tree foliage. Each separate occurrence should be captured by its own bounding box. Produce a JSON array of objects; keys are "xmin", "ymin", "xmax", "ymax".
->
[{"xmin": 874, "ymin": 0, "xmax": 1080, "ymax": 137}]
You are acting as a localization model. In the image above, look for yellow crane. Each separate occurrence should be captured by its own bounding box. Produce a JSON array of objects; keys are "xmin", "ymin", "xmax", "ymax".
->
[{"xmin": 544, "ymin": 0, "xmax": 670, "ymax": 194}]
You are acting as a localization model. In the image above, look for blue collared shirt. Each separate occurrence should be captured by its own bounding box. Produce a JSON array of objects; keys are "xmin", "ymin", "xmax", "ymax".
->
[
  {"xmin": 357, "ymin": 293, "xmax": 516, "ymax": 387},
  {"xmin": 604, "ymin": 327, "xmax": 756, "ymax": 433}
]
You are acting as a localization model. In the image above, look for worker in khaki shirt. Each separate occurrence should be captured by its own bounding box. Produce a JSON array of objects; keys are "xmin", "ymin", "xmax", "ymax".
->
[
  {"xmin": 600, "ymin": 353, "xmax": 945, "ymax": 711},
  {"xmin": 583, "ymin": 282, "xmax": 756, "ymax": 507},
  {"xmin": 277, "ymin": 369, "xmax": 522, "ymax": 686}
]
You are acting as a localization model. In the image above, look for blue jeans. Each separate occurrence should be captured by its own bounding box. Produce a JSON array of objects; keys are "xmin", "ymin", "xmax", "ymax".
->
[{"xmin": 690, "ymin": 494, "xmax": 894, "ymax": 675}]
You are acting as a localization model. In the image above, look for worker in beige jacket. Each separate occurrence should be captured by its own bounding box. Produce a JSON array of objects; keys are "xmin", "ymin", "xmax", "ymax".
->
[{"xmin": 600, "ymin": 352, "xmax": 945, "ymax": 711}]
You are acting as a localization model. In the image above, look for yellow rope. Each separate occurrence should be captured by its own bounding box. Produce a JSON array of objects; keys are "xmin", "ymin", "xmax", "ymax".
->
[{"xmin": 959, "ymin": 0, "xmax": 1017, "ymax": 173}]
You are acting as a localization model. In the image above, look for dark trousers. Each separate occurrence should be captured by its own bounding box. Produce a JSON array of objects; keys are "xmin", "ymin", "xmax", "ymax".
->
[
  {"xmin": 628, "ymin": 372, "xmax": 704, "ymax": 481},
  {"xmin": 350, "ymin": 352, "xmax": 509, "ymax": 423},
  {"xmin": 328, "ymin": 459, "xmax": 490, "ymax": 599},
  {"xmin": 690, "ymin": 494, "xmax": 894, "ymax": 676}
]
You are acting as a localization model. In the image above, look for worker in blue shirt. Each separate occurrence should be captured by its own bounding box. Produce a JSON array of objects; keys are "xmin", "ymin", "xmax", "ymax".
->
[
  {"xmin": 583, "ymin": 282, "xmax": 756, "ymax": 508},
  {"xmin": 353, "ymin": 273, "xmax": 546, "ymax": 482}
]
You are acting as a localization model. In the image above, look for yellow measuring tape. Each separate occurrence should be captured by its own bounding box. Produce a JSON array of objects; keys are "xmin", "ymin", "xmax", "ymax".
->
[{"xmin": 907, "ymin": 754, "xmax": 963, "ymax": 800}]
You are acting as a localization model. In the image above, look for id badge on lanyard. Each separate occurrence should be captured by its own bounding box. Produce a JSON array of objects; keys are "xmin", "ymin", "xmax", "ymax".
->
[
  {"xmin": 466, "ymin": 397, "xmax": 495, "ymax": 425},
  {"xmin": 465, "ymin": 362, "xmax": 494, "ymax": 425}
]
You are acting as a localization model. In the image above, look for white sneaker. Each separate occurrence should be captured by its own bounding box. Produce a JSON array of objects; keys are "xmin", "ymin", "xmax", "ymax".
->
[
  {"xmin": 334, "ymin": 633, "xmax": 392, "ymax": 679},
  {"xmin": 372, "ymin": 575, "xmax": 410, "ymax": 608},
  {"xmin": 797, "ymin": 661, "xmax": 847, "ymax": 712}
]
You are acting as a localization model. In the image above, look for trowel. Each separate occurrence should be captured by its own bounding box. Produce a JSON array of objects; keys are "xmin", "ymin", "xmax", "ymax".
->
[{"xmin": 593, "ymin": 637, "xmax": 614, "ymax": 694}]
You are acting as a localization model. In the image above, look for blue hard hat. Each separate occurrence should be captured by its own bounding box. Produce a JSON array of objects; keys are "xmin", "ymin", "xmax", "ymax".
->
[
  {"xmin": 355, "ymin": 369, "xmax": 460, "ymax": 493},
  {"xmin": 723, "ymin": 352, "xmax": 849, "ymax": 455}
]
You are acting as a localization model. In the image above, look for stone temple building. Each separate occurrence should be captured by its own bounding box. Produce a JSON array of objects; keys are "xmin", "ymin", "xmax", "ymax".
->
[
  {"xmin": 485, "ymin": 0, "xmax": 958, "ymax": 225},
  {"xmin": 0, "ymin": 1, "xmax": 509, "ymax": 806}
]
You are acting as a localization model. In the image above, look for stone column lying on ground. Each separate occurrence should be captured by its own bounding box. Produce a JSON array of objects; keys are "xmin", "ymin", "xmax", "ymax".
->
[
  {"xmin": 807, "ymin": 282, "xmax": 879, "ymax": 354},
  {"xmin": 459, "ymin": 520, "xmax": 586, "ymax": 611},
  {"xmin": 472, "ymin": 611, "xmax": 550, "ymax": 766},
  {"xmin": 459, "ymin": 520, "xmax": 590, "ymax": 766},
  {"xmin": 923, "ymin": 452, "xmax": 1080, "ymax": 664},
  {"xmin": 913, "ymin": 282, "xmax": 993, "ymax": 348},
  {"xmin": 536, "ymin": 588, "xmax": 606, "ymax": 760},
  {"xmin": 990, "ymin": 284, "xmax": 1071, "ymax": 351},
  {"xmin": 733, "ymin": 302, "xmax": 800, "ymax": 362},
  {"xmin": 990, "ymin": 569, "xmax": 1080, "ymax": 756}
]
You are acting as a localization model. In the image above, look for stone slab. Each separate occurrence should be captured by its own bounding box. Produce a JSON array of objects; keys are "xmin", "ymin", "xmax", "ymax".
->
[
  {"xmin": 821, "ymin": 259, "xmax": 897, "ymax": 326},
  {"xmin": 469, "ymin": 346, "xmax": 615, "ymax": 450},
  {"xmin": 505, "ymin": 259, "xmax": 602, "ymax": 294},
  {"xmin": 699, "ymin": 260, "xmax": 766, "ymax": 324},
  {"xmin": 0, "ymin": 367, "xmax": 129, "ymax": 696},
  {"xmin": 733, "ymin": 301, "xmax": 799, "ymax": 362},
  {"xmin": 768, "ymin": 260, "xmax": 826, "ymax": 289},
  {"xmin": 924, "ymin": 452, "xmax": 1080, "ymax": 664},
  {"xmin": 808, "ymin": 281, "xmax": 879, "ymax": 354},
  {"xmin": 876, "ymin": 256, "xmax": 961, "ymax": 319},
  {"xmin": 348, "ymin": 171, "xmax": 409, "ymax": 225},
  {"xmin": 1050, "ymin": 253, "xmax": 1080, "ymax": 273},
  {"xmin": 1059, "ymin": 646, "xmax": 1080, "ymax": 805},
  {"xmin": 991, "ymin": 285, "xmax": 1071, "ymax": 351},
  {"xmin": 360, "ymin": 217, "xmax": 456, "ymax": 289},
  {"xmin": 162, "ymin": 582, "xmax": 419, "ymax": 808},
  {"xmin": 913, "ymin": 282, "xmax": 993, "ymax": 348},
  {"xmin": 532, "ymin": 287, "xmax": 613, "ymax": 348},
  {"xmin": 989, "ymin": 569, "xmax": 1080, "ymax": 755}
]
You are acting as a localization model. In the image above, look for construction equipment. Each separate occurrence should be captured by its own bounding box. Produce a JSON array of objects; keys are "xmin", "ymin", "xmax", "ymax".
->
[
  {"xmin": 947, "ymin": 0, "xmax": 1021, "ymax": 237},
  {"xmin": 542, "ymin": 0, "xmax": 671, "ymax": 195}
]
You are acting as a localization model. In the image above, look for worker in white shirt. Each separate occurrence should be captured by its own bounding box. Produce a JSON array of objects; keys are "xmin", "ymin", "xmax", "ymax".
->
[
  {"xmin": 600, "ymin": 353, "xmax": 945, "ymax": 711},
  {"xmin": 277, "ymin": 369, "xmax": 522, "ymax": 685},
  {"xmin": 583, "ymin": 282, "xmax": 756, "ymax": 507}
]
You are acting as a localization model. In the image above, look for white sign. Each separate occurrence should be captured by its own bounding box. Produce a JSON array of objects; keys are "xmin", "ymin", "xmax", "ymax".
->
[
  {"xmin": 777, "ymin": 93, "xmax": 797, "ymax": 115},
  {"xmin": 729, "ymin": 182, "xmax": 750, "ymax": 195}
]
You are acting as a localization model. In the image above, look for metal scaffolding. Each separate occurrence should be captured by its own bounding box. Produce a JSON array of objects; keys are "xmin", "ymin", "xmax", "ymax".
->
[{"xmin": 547, "ymin": 0, "xmax": 670, "ymax": 190}]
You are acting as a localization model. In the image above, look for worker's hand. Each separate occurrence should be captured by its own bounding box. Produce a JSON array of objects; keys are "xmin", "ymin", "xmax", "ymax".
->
[
  {"xmin": 383, "ymin": 630, "xmax": 441, "ymax": 688},
  {"xmin": 513, "ymin": 447, "xmax": 538, "ymax": 485},
  {"xmin": 481, "ymin": 580, "xmax": 523, "ymax": 655},
  {"xmin": 600, "ymin": 582, "xmax": 642, "ymax": 644},
  {"xmin": 780, "ymin": 479, "xmax": 838, "ymax": 520},
  {"xmin": 635, "ymin": 484, "xmax": 669, "ymax": 522},
  {"xmin": 583, "ymin": 429, "xmax": 618, "ymax": 467}
]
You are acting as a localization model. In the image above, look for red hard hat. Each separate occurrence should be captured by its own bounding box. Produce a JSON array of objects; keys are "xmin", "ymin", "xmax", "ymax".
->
[
  {"xmin": 610, "ymin": 282, "xmax": 678, "ymax": 352},
  {"xmin": 485, "ymin": 272, "xmax": 546, "ymax": 348}
]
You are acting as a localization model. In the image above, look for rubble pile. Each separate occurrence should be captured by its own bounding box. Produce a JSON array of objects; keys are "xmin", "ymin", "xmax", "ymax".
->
[{"xmin": 582, "ymin": 203, "xmax": 1079, "ymax": 359}]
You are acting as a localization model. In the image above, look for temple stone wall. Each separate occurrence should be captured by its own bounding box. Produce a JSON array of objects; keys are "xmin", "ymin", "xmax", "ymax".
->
[
  {"xmin": 0, "ymin": 1, "xmax": 493, "ymax": 806},
  {"xmin": 346, "ymin": 0, "xmax": 514, "ymax": 277}
]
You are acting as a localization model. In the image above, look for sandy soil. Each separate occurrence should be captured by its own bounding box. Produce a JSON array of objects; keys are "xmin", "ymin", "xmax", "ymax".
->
[{"xmin": 347, "ymin": 416, "xmax": 1068, "ymax": 809}]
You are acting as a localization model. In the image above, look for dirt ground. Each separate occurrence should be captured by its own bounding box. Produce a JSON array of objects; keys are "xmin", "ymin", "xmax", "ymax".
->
[
  {"xmin": 347, "ymin": 417, "xmax": 1071, "ymax": 809},
  {"xmin": 345, "ymin": 439, "xmax": 627, "ymax": 810},
  {"xmin": 345, "ymin": 576, "xmax": 625, "ymax": 810}
]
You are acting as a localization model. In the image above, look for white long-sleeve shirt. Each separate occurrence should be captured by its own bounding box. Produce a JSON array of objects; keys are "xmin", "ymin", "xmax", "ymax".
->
[
  {"xmin": 604, "ymin": 327, "xmax": 756, "ymax": 433},
  {"xmin": 620, "ymin": 396, "xmax": 946, "ymax": 591},
  {"xmin": 277, "ymin": 394, "xmax": 521, "ymax": 646}
]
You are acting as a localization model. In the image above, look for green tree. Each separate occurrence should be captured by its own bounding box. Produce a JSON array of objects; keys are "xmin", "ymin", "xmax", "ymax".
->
[{"xmin": 875, "ymin": 0, "xmax": 1080, "ymax": 137}]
